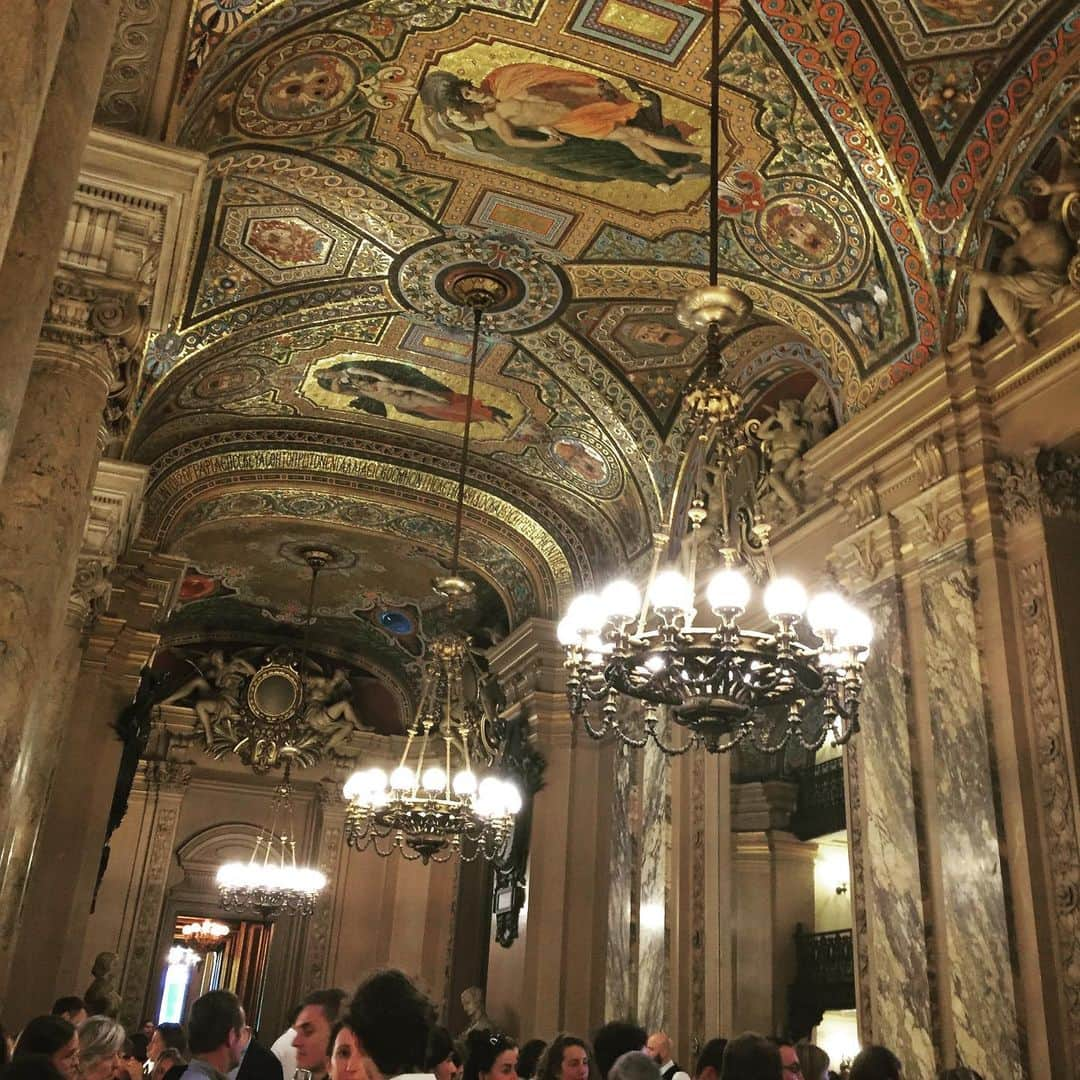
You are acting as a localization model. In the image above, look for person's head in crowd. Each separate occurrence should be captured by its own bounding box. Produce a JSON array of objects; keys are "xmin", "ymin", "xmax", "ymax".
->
[
  {"xmin": 13, "ymin": 1018, "xmax": 78, "ymax": 1080},
  {"xmin": 328, "ymin": 1021, "xmax": 366, "ymax": 1080},
  {"xmin": 607, "ymin": 1053, "xmax": 657, "ymax": 1080},
  {"xmin": 591, "ymin": 1025, "xmax": 646, "ymax": 1080},
  {"xmin": 347, "ymin": 969, "xmax": 436, "ymax": 1080},
  {"xmin": 535, "ymin": 1037, "xmax": 589, "ymax": 1080},
  {"xmin": 50, "ymin": 1002, "xmax": 87, "ymax": 1029},
  {"xmin": 463, "ymin": 1032, "xmax": 517, "ymax": 1080},
  {"xmin": 936, "ymin": 1071, "xmax": 984, "ymax": 1080},
  {"xmin": 776, "ymin": 1043, "xmax": 801, "ymax": 1079},
  {"xmin": 293, "ymin": 990, "xmax": 348, "ymax": 1080},
  {"xmin": 692, "ymin": 1039, "xmax": 726, "ymax": 1080},
  {"xmin": 516, "ymin": 1043, "xmax": 545, "ymax": 1080},
  {"xmin": 644, "ymin": 1036, "xmax": 673, "ymax": 1070},
  {"xmin": 0, "ymin": 1054, "xmax": 65, "ymax": 1080},
  {"xmin": 76, "ymin": 1017, "xmax": 126, "ymax": 1080},
  {"xmin": 424, "ymin": 1027, "xmax": 460, "ymax": 1080},
  {"xmin": 794, "ymin": 1044, "xmax": 827, "ymax": 1080},
  {"xmin": 848, "ymin": 1047, "xmax": 902, "ymax": 1080},
  {"xmin": 151, "ymin": 1050, "xmax": 184, "ymax": 1080},
  {"xmin": 140, "ymin": 1027, "xmax": 155, "ymax": 1045},
  {"xmin": 719, "ymin": 1035, "xmax": 781, "ymax": 1080},
  {"xmin": 187, "ymin": 991, "xmax": 246, "ymax": 1074},
  {"xmin": 117, "ymin": 1039, "xmax": 143, "ymax": 1080},
  {"xmin": 147, "ymin": 1026, "xmax": 187, "ymax": 1066}
]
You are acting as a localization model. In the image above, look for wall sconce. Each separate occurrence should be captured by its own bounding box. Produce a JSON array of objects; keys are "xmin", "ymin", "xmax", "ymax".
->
[{"xmin": 817, "ymin": 849, "xmax": 850, "ymax": 898}]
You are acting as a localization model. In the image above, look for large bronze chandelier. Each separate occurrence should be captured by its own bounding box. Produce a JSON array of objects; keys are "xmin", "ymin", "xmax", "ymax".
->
[
  {"xmin": 557, "ymin": 7, "xmax": 872, "ymax": 756},
  {"xmin": 343, "ymin": 275, "xmax": 521, "ymax": 863},
  {"xmin": 216, "ymin": 768, "xmax": 327, "ymax": 916}
]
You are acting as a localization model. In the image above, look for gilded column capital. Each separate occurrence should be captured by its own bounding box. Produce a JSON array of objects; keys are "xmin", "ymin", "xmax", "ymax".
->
[
  {"xmin": 1038, "ymin": 451, "xmax": 1080, "ymax": 521},
  {"xmin": 833, "ymin": 478, "xmax": 882, "ymax": 530},
  {"xmin": 991, "ymin": 450, "xmax": 1080, "ymax": 528},
  {"xmin": 144, "ymin": 760, "xmax": 193, "ymax": 794}
]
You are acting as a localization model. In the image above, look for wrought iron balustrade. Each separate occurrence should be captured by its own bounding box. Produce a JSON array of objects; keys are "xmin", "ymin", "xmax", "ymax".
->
[{"xmin": 791, "ymin": 756, "xmax": 846, "ymax": 840}]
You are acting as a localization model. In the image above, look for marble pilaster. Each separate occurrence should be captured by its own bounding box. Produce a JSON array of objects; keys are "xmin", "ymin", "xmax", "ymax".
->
[
  {"xmin": 606, "ymin": 738, "xmax": 636, "ymax": 1020},
  {"xmin": 299, "ymin": 783, "xmax": 348, "ymax": 995},
  {"xmin": 637, "ymin": 734, "xmax": 670, "ymax": 1032},
  {"xmin": 116, "ymin": 761, "xmax": 192, "ymax": 1028},
  {"xmin": 0, "ymin": 0, "xmax": 123, "ymax": 479}
]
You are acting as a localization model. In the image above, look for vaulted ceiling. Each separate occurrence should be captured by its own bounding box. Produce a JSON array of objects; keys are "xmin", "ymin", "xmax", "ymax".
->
[{"xmin": 99, "ymin": 0, "xmax": 1078, "ymax": 713}]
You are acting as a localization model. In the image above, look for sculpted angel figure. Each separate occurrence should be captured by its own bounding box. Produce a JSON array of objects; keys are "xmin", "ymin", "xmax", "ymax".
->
[
  {"xmin": 302, "ymin": 665, "xmax": 366, "ymax": 755},
  {"xmin": 946, "ymin": 195, "xmax": 1073, "ymax": 352},
  {"xmin": 160, "ymin": 648, "xmax": 257, "ymax": 744}
]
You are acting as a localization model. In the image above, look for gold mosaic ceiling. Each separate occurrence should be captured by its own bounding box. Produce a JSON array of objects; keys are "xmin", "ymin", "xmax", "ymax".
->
[{"xmin": 113, "ymin": 0, "xmax": 1077, "ymax": 687}]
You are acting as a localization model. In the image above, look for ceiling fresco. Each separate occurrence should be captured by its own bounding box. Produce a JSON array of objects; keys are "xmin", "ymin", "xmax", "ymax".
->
[{"xmin": 111, "ymin": 0, "xmax": 1077, "ymax": 705}]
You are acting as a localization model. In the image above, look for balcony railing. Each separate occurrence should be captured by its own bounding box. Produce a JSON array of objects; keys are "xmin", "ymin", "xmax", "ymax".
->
[
  {"xmin": 788, "ymin": 925, "xmax": 855, "ymax": 1039},
  {"xmin": 790, "ymin": 756, "xmax": 846, "ymax": 840}
]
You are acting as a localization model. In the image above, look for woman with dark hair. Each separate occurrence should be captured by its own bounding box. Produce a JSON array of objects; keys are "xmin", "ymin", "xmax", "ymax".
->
[
  {"xmin": 849, "ymin": 1046, "xmax": 902, "ymax": 1080},
  {"xmin": 534, "ymin": 1037, "xmax": 589, "ymax": 1080},
  {"xmin": 13, "ymin": 1018, "xmax": 79, "ymax": 1080},
  {"xmin": 424, "ymin": 1028, "xmax": 459, "ymax": 1080},
  {"xmin": 515, "ymin": 1043, "xmax": 544, "ymax": 1080},
  {"xmin": 1, "ymin": 1055, "xmax": 65, "ymax": 1080},
  {"xmin": 463, "ymin": 1032, "xmax": 517, "ymax": 1080},
  {"xmin": 328, "ymin": 1019, "xmax": 366, "ymax": 1080}
]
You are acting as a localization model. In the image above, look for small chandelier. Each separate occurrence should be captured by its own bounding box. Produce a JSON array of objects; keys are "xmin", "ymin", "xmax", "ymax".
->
[
  {"xmin": 167, "ymin": 945, "xmax": 201, "ymax": 968},
  {"xmin": 216, "ymin": 769, "xmax": 327, "ymax": 917},
  {"xmin": 343, "ymin": 274, "xmax": 521, "ymax": 864},
  {"xmin": 180, "ymin": 919, "xmax": 230, "ymax": 950},
  {"xmin": 557, "ymin": 4, "xmax": 873, "ymax": 756}
]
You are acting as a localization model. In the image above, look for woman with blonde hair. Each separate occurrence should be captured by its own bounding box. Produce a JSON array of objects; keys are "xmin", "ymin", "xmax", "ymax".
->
[{"xmin": 76, "ymin": 1019, "xmax": 125, "ymax": 1080}]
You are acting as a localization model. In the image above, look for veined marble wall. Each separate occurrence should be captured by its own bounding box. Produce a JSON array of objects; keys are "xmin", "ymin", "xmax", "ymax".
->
[
  {"xmin": 638, "ymin": 735, "xmax": 670, "ymax": 1032},
  {"xmin": 920, "ymin": 548, "xmax": 1021, "ymax": 1077},
  {"xmin": 606, "ymin": 739, "xmax": 635, "ymax": 1018},
  {"xmin": 853, "ymin": 576, "xmax": 937, "ymax": 1074}
]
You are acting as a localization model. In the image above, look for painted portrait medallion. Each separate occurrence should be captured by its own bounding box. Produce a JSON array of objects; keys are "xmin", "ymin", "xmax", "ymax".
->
[
  {"xmin": 549, "ymin": 435, "xmax": 611, "ymax": 487},
  {"xmin": 245, "ymin": 217, "xmax": 335, "ymax": 267},
  {"xmin": 735, "ymin": 176, "xmax": 867, "ymax": 289}
]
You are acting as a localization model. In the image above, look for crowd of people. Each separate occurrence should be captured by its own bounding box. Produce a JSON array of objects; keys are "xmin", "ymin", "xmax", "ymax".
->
[{"xmin": 0, "ymin": 976, "xmax": 987, "ymax": 1080}]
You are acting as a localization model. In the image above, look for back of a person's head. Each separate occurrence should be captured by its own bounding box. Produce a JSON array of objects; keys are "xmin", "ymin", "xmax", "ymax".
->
[
  {"xmin": 155, "ymin": 1025, "xmax": 188, "ymax": 1058},
  {"xmin": 425, "ymin": 1027, "xmax": 455, "ymax": 1072},
  {"xmin": 719, "ymin": 1034, "xmax": 780, "ymax": 1080},
  {"xmin": 592, "ymin": 1023, "xmax": 647, "ymax": 1080},
  {"xmin": 77, "ymin": 1018, "xmax": 126, "ymax": 1069},
  {"xmin": 302, "ymin": 989, "xmax": 348, "ymax": 1025},
  {"xmin": 49, "ymin": 1000, "xmax": 84, "ymax": 1021},
  {"xmin": 0, "ymin": 1054, "xmax": 64, "ymax": 1080},
  {"xmin": 15, "ymin": 1018, "xmax": 75, "ymax": 1059},
  {"xmin": 937, "ymin": 1070, "xmax": 983, "ymax": 1080},
  {"xmin": 794, "ymin": 1043, "xmax": 828, "ymax": 1080},
  {"xmin": 849, "ymin": 1046, "xmax": 902, "ymax": 1080},
  {"xmin": 348, "ymin": 970, "xmax": 435, "ymax": 1078},
  {"xmin": 694, "ymin": 1039, "xmax": 727, "ymax": 1079},
  {"xmin": 609, "ymin": 1051, "xmax": 659, "ymax": 1080},
  {"xmin": 463, "ymin": 1030, "xmax": 517, "ymax": 1080},
  {"xmin": 187, "ymin": 991, "xmax": 243, "ymax": 1055},
  {"xmin": 517, "ymin": 1040, "xmax": 546, "ymax": 1080}
]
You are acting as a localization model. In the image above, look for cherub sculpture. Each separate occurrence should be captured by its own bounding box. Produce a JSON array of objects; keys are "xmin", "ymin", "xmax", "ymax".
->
[
  {"xmin": 301, "ymin": 664, "xmax": 366, "ymax": 756},
  {"xmin": 755, "ymin": 398, "xmax": 811, "ymax": 511},
  {"xmin": 159, "ymin": 648, "xmax": 257, "ymax": 745}
]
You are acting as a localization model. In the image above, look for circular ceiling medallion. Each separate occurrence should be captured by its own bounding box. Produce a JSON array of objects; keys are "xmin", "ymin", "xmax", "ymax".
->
[
  {"xmin": 734, "ymin": 177, "xmax": 868, "ymax": 290},
  {"xmin": 392, "ymin": 235, "xmax": 567, "ymax": 333},
  {"xmin": 236, "ymin": 34, "xmax": 373, "ymax": 137},
  {"xmin": 277, "ymin": 538, "xmax": 357, "ymax": 570}
]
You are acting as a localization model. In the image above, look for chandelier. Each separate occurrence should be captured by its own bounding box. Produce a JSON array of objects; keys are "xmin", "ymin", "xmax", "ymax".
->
[
  {"xmin": 216, "ymin": 768, "xmax": 327, "ymax": 917},
  {"xmin": 343, "ymin": 275, "xmax": 521, "ymax": 863},
  {"xmin": 180, "ymin": 919, "xmax": 230, "ymax": 950},
  {"xmin": 556, "ymin": 7, "xmax": 873, "ymax": 756},
  {"xmin": 167, "ymin": 945, "xmax": 200, "ymax": 968}
]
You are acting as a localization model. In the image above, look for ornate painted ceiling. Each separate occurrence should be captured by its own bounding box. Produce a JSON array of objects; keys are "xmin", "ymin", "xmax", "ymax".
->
[{"xmin": 100, "ymin": 0, "xmax": 1077, "ymax": 709}]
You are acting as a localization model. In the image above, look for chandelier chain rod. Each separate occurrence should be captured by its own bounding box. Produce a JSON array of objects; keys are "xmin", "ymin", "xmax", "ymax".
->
[
  {"xmin": 450, "ymin": 305, "xmax": 483, "ymax": 578},
  {"xmin": 708, "ymin": 0, "xmax": 720, "ymax": 290}
]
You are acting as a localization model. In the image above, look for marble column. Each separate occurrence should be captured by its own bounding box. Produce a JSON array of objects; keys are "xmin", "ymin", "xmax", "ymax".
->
[
  {"xmin": 0, "ymin": 0, "xmax": 123, "ymax": 479},
  {"xmin": 484, "ymin": 619, "xmax": 614, "ymax": 1040},
  {"xmin": 0, "ymin": 0, "xmax": 74, "ymax": 264},
  {"xmin": 729, "ymin": 783, "xmax": 815, "ymax": 1036}
]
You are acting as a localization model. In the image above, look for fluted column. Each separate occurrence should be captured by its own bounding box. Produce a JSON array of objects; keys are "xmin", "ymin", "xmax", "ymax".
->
[{"xmin": 0, "ymin": 0, "xmax": 123, "ymax": 480}]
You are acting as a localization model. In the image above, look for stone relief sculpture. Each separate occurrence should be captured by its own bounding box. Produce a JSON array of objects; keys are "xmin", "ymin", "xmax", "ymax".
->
[
  {"xmin": 947, "ymin": 195, "xmax": 1074, "ymax": 353},
  {"xmin": 84, "ymin": 951, "xmax": 122, "ymax": 1017},
  {"xmin": 156, "ymin": 645, "xmax": 370, "ymax": 770}
]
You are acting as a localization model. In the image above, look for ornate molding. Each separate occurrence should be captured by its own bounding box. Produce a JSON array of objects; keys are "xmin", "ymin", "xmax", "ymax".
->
[
  {"xmin": 913, "ymin": 434, "xmax": 947, "ymax": 490},
  {"xmin": 1039, "ymin": 451, "xmax": 1080, "ymax": 521},
  {"xmin": 94, "ymin": 0, "xmax": 171, "ymax": 134},
  {"xmin": 144, "ymin": 759, "xmax": 193, "ymax": 793},
  {"xmin": 1015, "ymin": 558, "xmax": 1080, "ymax": 1070},
  {"xmin": 990, "ymin": 454, "xmax": 1040, "ymax": 528},
  {"xmin": 835, "ymin": 479, "xmax": 881, "ymax": 529},
  {"xmin": 993, "ymin": 451, "xmax": 1080, "ymax": 528}
]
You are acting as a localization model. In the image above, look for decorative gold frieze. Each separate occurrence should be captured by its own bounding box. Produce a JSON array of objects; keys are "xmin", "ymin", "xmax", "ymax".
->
[{"xmin": 913, "ymin": 433, "xmax": 947, "ymax": 490}]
